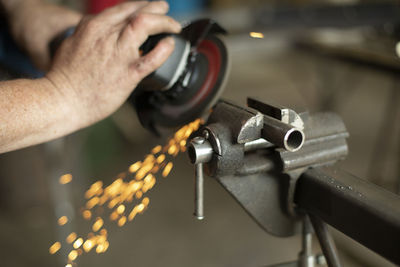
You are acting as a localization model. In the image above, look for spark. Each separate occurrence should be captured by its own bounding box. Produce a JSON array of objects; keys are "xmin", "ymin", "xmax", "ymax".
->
[
  {"xmin": 156, "ymin": 154, "xmax": 165, "ymax": 164},
  {"xmin": 85, "ymin": 181, "xmax": 103, "ymax": 199},
  {"xmin": 135, "ymin": 191, "xmax": 143, "ymax": 199},
  {"xmin": 250, "ymin": 32, "xmax": 264, "ymax": 39},
  {"xmin": 128, "ymin": 208, "xmax": 137, "ymax": 221},
  {"xmin": 86, "ymin": 197, "xmax": 100, "ymax": 209},
  {"xmin": 96, "ymin": 241, "xmax": 109, "ymax": 254},
  {"xmin": 59, "ymin": 174, "xmax": 73, "ymax": 185},
  {"xmin": 179, "ymin": 140, "xmax": 186, "ymax": 148},
  {"xmin": 168, "ymin": 145, "xmax": 177, "ymax": 155},
  {"xmin": 68, "ymin": 250, "xmax": 78, "ymax": 261},
  {"xmin": 49, "ymin": 242, "xmax": 61, "ymax": 254},
  {"xmin": 100, "ymin": 229, "xmax": 108, "ymax": 236},
  {"xmin": 142, "ymin": 197, "xmax": 150, "ymax": 206},
  {"xmin": 83, "ymin": 239, "xmax": 94, "ymax": 253},
  {"xmin": 92, "ymin": 218, "xmax": 104, "ymax": 232},
  {"xmin": 136, "ymin": 203, "xmax": 145, "ymax": 213},
  {"xmin": 162, "ymin": 162, "xmax": 173, "ymax": 177},
  {"xmin": 73, "ymin": 238, "xmax": 83, "ymax": 249},
  {"xmin": 144, "ymin": 154, "xmax": 155, "ymax": 163},
  {"xmin": 49, "ymin": 119, "xmax": 203, "ymax": 265},
  {"xmin": 82, "ymin": 210, "xmax": 92, "ymax": 220},
  {"xmin": 110, "ymin": 211, "xmax": 119, "ymax": 221},
  {"xmin": 151, "ymin": 145, "xmax": 162, "ymax": 154},
  {"xmin": 129, "ymin": 161, "xmax": 141, "ymax": 173},
  {"xmin": 66, "ymin": 232, "xmax": 77, "ymax": 244},
  {"xmin": 118, "ymin": 216, "xmax": 127, "ymax": 227},
  {"xmin": 116, "ymin": 205, "xmax": 125, "ymax": 214},
  {"xmin": 58, "ymin": 216, "xmax": 68, "ymax": 226}
]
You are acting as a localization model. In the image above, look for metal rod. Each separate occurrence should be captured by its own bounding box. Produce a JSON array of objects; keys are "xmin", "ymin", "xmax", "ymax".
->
[
  {"xmin": 194, "ymin": 163, "xmax": 204, "ymax": 220},
  {"xmin": 309, "ymin": 214, "xmax": 341, "ymax": 267}
]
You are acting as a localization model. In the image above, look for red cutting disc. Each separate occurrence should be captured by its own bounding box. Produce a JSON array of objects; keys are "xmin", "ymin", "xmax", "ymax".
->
[{"xmin": 152, "ymin": 35, "xmax": 229, "ymax": 128}]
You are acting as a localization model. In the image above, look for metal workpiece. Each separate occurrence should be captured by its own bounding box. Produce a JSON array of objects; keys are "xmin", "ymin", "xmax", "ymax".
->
[
  {"xmin": 295, "ymin": 167, "xmax": 400, "ymax": 265},
  {"xmin": 262, "ymin": 115, "xmax": 305, "ymax": 152},
  {"xmin": 247, "ymin": 98, "xmax": 306, "ymax": 151},
  {"xmin": 279, "ymin": 112, "xmax": 349, "ymax": 172},
  {"xmin": 207, "ymin": 100, "xmax": 305, "ymax": 151}
]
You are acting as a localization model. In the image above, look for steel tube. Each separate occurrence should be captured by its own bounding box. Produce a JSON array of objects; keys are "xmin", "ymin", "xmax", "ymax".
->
[
  {"xmin": 295, "ymin": 167, "xmax": 400, "ymax": 265},
  {"xmin": 262, "ymin": 115, "xmax": 305, "ymax": 152}
]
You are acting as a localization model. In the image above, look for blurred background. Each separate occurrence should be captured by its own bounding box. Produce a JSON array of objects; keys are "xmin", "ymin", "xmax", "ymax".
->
[{"xmin": 0, "ymin": 0, "xmax": 399, "ymax": 266}]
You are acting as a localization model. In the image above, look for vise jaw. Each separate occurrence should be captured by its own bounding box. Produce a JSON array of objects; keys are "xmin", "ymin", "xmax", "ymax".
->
[{"xmin": 187, "ymin": 98, "xmax": 349, "ymax": 237}]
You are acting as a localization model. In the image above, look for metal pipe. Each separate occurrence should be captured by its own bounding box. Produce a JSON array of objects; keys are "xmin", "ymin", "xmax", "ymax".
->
[{"xmin": 262, "ymin": 115, "xmax": 305, "ymax": 152}]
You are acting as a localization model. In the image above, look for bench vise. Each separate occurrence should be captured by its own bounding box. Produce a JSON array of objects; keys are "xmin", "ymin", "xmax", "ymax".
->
[{"xmin": 187, "ymin": 98, "xmax": 400, "ymax": 267}]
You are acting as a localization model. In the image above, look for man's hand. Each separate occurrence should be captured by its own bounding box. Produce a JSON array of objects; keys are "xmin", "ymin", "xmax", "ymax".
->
[
  {"xmin": 46, "ymin": 1, "xmax": 181, "ymax": 129},
  {"xmin": 0, "ymin": 1, "xmax": 181, "ymax": 153}
]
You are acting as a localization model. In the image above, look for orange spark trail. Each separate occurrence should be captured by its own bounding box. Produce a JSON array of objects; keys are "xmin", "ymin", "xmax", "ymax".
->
[{"xmin": 50, "ymin": 119, "xmax": 203, "ymax": 265}]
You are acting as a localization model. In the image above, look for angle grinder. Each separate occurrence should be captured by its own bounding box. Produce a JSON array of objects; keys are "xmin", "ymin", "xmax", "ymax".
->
[{"xmin": 50, "ymin": 19, "xmax": 229, "ymax": 135}]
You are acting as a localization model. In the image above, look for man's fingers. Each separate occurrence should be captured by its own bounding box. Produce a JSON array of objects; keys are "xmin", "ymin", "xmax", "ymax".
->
[
  {"xmin": 130, "ymin": 37, "xmax": 175, "ymax": 80},
  {"xmin": 94, "ymin": 1, "xmax": 148, "ymax": 25},
  {"xmin": 137, "ymin": 1, "xmax": 170, "ymax": 14},
  {"xmin": 118, "ymin": 13, "xmax": 181, "ymax": 52},
  {"xmin": 97, "ymin": 1, "xmax": 169, "ymax": 25}
]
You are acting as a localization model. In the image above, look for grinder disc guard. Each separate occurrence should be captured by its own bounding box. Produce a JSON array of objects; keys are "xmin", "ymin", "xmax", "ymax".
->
[{"xmin": 130, "ymin": 19, "xmax": 229, "ymax": 134}]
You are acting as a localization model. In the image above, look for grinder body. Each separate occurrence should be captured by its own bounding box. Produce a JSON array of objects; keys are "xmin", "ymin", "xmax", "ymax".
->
[{"xmin": 131, "ymin": 19, "xmax": 229, "ymax": 134}]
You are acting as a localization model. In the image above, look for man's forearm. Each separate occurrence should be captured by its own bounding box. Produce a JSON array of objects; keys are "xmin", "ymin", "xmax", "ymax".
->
[{"xmin": 0, "ymin": 78, "xmax": 80, "ymax": 153}]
